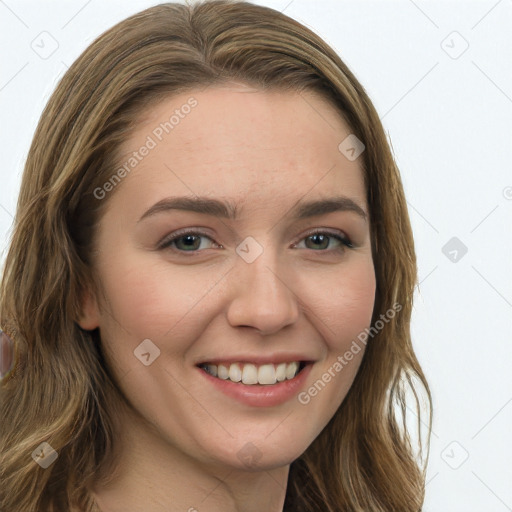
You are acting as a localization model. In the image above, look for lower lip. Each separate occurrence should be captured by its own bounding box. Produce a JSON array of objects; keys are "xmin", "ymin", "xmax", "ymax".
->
[{"xmin": 197, "ymin": 364, "xmax": 313, "ymax": 407}]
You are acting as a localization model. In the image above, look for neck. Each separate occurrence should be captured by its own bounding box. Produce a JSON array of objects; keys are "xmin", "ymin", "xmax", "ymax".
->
[{"xmin": 89, "ymin": 402, "xmax": 289, "ymax": 512}]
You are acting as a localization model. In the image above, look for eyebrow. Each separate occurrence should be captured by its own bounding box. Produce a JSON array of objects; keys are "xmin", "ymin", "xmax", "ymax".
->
[{"xmin": 137, "ymin": 195, "xmax": 367, "ymax": 223}]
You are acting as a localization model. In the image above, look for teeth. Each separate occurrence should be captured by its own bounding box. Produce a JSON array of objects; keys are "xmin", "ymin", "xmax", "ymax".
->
[
  {"xmin": 258, "ymin": 364, "xmax": 276, "ymax": 385},
  {"xmin": 201, "ymin": 361, "xmax": 302, "ymax": 385},
  {"xmin": 204, "ymin": 364, "xmax": 217, "ymax": 377},
  {"xmin": 242, "ymin": 364, "xmax": 258, "ymax": 384},
  {"xmin": 229, "ymin": 363, "xmax": 242, "ymax": 383},
  {"xmin": 275, "ymin": 363, "xmax": 287, "ymax": 382},
  {"xmin": 286, "ymin": 362, "xmax": 299, "ymax": 380},
  {"xmin": 218, "ymin": 364, "xmax": 229, "ymax": 380}
]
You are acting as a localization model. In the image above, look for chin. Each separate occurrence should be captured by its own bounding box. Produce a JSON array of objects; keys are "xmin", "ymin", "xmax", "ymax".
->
[{"xmin": 201, "ymin": 431, "xmax": 314, "ymax": 472}]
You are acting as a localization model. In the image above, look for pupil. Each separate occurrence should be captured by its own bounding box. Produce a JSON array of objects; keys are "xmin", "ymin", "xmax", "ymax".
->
[
  {"xmin": 309, "ymin": 234, "xmax": 328, "ymax": 249},
  {"xmin": 180, "ymin": 235, "xmax": 199, "ymax": 249}
]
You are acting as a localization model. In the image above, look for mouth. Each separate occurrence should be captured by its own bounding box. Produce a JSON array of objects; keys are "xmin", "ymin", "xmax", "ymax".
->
[{"xmin": 197, "ymin": 361, "xmax": 308, "ymax": 385}]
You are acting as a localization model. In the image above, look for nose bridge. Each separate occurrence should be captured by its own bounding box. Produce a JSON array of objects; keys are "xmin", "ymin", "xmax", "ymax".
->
[{"xmin": 226, "ymin": 238, "xmax": 300, "ymax": 334}]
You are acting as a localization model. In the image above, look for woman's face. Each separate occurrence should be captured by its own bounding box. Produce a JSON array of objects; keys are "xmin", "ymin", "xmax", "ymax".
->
[{"xmin": 80, "ymin": 84, "xmax": 375, "ymax": 471}]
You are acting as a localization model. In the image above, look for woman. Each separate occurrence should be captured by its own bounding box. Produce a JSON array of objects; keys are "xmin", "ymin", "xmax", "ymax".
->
[{"xmin": 0, "ymin": 1, "xmax": 432, "ymax": 510}]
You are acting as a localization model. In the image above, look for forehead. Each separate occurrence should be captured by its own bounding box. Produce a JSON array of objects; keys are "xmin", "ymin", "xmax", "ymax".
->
[{"xmin": 108, "ymin": 85, "xmax": 367, "ymax": 217}]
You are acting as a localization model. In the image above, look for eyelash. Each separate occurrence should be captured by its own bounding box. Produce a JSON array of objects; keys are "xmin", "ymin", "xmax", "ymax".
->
[{"xmin": 158, "ymin": 228, "xmax": 353, "ymax": 254}]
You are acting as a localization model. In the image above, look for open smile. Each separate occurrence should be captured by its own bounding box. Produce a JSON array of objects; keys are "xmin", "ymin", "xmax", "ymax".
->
[
  {"xmin": 198, "ymin": 361, "xmax": 307, "ymax": 385},
  {"xmin": 196, "ymin": 360, "xmax": 314, "ymax": 407}
]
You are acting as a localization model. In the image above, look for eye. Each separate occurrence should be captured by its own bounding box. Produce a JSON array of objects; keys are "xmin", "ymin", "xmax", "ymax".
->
[
  {"xmin": 158, "ymin": 230, "xmax": 220, "ymax": 252},
  {"xmin": 159, "ymin": 229, "xmax": 353, "ymax": 254},
  {"xmin": 294, "ymin": 230, "xmax": 353, "ymax": 252}
]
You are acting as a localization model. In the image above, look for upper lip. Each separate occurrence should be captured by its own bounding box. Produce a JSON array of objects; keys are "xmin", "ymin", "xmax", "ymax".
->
[{"xmin": 196, "ymin": 354, "xmax": 316, "ymax": 366}]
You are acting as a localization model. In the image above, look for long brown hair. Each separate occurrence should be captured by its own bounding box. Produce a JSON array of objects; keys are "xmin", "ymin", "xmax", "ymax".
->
[{"xmin": 0, "ymin": 1, "xmax": 432, "ymax": 510}]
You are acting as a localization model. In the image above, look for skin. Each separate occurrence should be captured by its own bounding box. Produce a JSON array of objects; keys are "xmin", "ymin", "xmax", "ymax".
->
[{"xmin": 78, "ymin": 83, "xmax": 376, "ymax": 512}]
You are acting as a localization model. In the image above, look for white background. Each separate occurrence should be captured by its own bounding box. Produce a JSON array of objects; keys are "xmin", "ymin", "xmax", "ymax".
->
[{"xmin": 1, "ymin": 1, "xmax": 511, "ymax": 510}]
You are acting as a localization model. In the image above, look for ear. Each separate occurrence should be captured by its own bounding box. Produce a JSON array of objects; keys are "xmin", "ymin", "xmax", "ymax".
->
[{"xmin": 76, "ymin": 286, "xmax": 100, "ymax": 331}]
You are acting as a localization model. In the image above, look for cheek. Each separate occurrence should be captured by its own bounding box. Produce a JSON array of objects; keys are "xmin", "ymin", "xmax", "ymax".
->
[
  {"xmin": 305, "ymin": 258, "xmax": 376, "ymax": 349},
  {"xmin": 96, "ymin": 255, "xmax": 227, "ymax": 351},
  {"xmin": 290, "ymin": 260, "xmax": 376, "ymax": 438},
  {"xmin": 97, "ymin": 245, "xmax": 375, "ymax": 362}
]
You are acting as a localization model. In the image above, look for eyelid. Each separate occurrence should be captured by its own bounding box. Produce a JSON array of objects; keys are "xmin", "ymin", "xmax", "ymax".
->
[
  {"xmin": 293, "ymin": 227, "xmax": 353, "ymax": 248},
  {"xmin": 158, "ymin": 227, "xmax": 353, "ymax": 252},
  {"xmin": 157, "ymin": 227, "xmax": 217, "ymax": 250}
]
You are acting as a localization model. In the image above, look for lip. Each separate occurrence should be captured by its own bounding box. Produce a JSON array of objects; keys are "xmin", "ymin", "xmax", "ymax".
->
[
  {"xmin": 197, "ymin": 362, "xmax": 313, "ymax": 407},
  {"xmin": 196, "ymin": 353, "xmax": 315, "ymax": 366}
]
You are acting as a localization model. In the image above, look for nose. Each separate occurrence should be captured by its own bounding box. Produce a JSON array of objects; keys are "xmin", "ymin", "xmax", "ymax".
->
[{"xmin": 226, "ymin": 251, "xmax": 300, "ymax": 336}]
